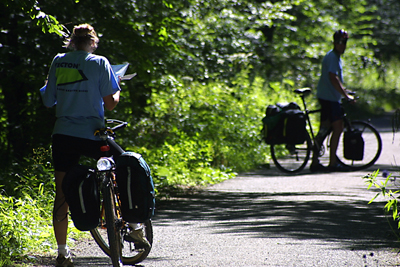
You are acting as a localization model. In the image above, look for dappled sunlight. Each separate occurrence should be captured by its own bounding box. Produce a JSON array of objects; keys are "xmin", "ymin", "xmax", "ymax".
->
[{"xmin": 154, "ymin": 190, "xmax": 397, "ymax": 251}]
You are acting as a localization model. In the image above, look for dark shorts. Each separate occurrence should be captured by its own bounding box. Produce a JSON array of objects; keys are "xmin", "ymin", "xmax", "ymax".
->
[
  {"xmin": 52, "ymin": 134, "xmax": 123, "ymax": 172},
  {"xmin": 318, "ymin": 98, "xmax": 343, "ymax": 123}
]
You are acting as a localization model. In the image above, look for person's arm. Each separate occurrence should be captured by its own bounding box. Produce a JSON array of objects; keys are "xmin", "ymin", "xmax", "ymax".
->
[
  {"xmin": 103, "ymin": 90, "xmax": 120, "ymax": 111},
  {"xmin": 329, "ymin": 72, "xmax": 353, "ymax": 100}
]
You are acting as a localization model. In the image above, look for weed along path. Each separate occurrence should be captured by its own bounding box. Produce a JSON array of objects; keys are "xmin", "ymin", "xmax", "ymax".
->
[{"xmin": 35, "ymin": 119, "xmax": 400, "ymax": 266}]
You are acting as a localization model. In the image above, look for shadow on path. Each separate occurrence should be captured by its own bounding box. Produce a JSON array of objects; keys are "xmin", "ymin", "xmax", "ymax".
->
[{"xmin": 155, "ymin": 190, "xmax": 399, "ymax": 252}]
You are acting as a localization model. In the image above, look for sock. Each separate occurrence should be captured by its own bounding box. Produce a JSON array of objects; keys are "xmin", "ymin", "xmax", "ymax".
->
[
  {"xmin": 129, "ymin": 222, "xmax": 144, "ymax": 230},
  {"xmin": 58, "ymin": 244, "xmax": 69, "ymax": 257}
]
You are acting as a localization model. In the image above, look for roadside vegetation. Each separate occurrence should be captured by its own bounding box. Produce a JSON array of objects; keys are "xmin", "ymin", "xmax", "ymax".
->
[{"xmin": 2, "ymin": 0, "xmax": 400, "ymax": 265}]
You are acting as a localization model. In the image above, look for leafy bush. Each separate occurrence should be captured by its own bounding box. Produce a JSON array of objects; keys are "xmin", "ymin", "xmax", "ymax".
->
[
  {"xmin": 0, "ymin": 188, "xmax": 53, "ymax": 266},
  {"xmin": 0, "ymin": 147, "xmax": 56, "ymax": 262},
  {"xmin": 347, "ymin": 59, "xmax": 400, "ymax": 116},
  {"xmin": 0, "ymin": 147, "xmax": 54, "ymax": 199},
  {"xmin": 0, "ymin": 148, "xmax": 88, "ymax": 266},
  {"xmin": 364, "ymin": 108, "xmax": 400, "ymax": 241},
  {"xmin": 364, "ymin": 170, "xmax": 400, "ymax": 240},
  {"xmin": 121, "ymin": 72, "xmax": 298, "ymax": 191}
]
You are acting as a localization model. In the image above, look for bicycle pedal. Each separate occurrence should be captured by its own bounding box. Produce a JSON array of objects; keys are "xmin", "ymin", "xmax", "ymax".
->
[{"xmin": 285, "ymin": 144, "xmax": 296, "ymax": 154}]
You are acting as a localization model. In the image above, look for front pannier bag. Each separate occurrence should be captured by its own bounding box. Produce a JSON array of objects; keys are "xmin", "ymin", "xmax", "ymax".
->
[
  {"xmin": 116, "ymin": 152, "xmax": 155, "ymax": 223},
  {"xmin": 344, "ymin": 129, "xmax": 364, "ymax": 160},
  {"xmin": 62, "ymin": 165, "xmax": 100, "ymax": 231}
]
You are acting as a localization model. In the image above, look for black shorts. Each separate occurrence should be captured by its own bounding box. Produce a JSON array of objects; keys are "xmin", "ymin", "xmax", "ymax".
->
[
  {"xmin": 318, "ymin": 98, "xmax": 343, "ymax": 123},
  {"xmin": 52, "ymin": 134, "xmax": 123, "ymax": 172}
]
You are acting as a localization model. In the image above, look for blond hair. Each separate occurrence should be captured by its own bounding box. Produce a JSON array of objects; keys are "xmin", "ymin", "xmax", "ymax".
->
[{"xmin": 64, "ymin": 24, "xmax": 99, "ymax": 51}]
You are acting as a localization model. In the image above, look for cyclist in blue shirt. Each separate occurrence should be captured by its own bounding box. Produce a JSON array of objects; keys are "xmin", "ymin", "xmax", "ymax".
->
[
  {"xmin": 310, "ymin": 29, "xmax": 354, "ymax": 172},
  {"xmin": 41, "ymin": 24, "xmax": 121, "ymax": 267}
]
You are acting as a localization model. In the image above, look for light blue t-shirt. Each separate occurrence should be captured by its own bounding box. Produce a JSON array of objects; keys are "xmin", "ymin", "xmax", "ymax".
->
[
  {"xmin": 40, "ymin": 51, "xmax": 120, "ymax": 140},
  {"xmin": 316, "ymin": 49, "xmax": 344, "ymax": 102}
]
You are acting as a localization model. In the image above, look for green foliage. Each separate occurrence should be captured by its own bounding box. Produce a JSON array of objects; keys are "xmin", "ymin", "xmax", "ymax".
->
[
  {"xmin": 0, "ymin": 188, "xmax": 86, "ymax": 266},
  {"xmin": 0, "ymin": 148, "xmax": 55, "ymax": 264},
  {"xmin": 0, "ymin": 147, "xmax": 54, "ymax": 199},
  {"xmin": 346, "ymin": 59, "xmax": 400, "ymax": 117},
  {"xmin": 368, "ymin": 0, "xmax": 400, "ymax": 61},
  {"xmin": 0, "ymin": 188, "xmax": 53, "ymax": 265},
  {"xmin": 0, "ymin": 147, "xmax": 90, "ymax": 265},
  {"xmin": 4, "ymin": 0, "xmax": 71, "ymax": 37},
  {"xmin": 122, "ymin": 71, "xmax": 280, "ymax": 191},
  {"xmin": 364, "ymin": 170, "xmax": 400, "ymax": 239}
]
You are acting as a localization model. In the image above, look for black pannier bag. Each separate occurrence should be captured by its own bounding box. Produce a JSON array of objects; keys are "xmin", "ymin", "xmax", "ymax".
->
[
  {"xmin": 261, "ymin": 105, "xmax": 284, "ymax": 144},
  {"xmin": 344, "ymin": 129, "xmax": 364, "ymax": 160},
  {"xmin": 281, "ymin": 109, "xmax": 307, "ymax": 144},
  {"xmin": 116, "ymin": 152, "xmax": 155, "ymax": 223},
  {"xmin": 62, "ymin": 165, "xmax": 100, "ymax": 231},
  {"xmin": 261, "ymin": 102, "xmax": 307, "ymax": 144}
]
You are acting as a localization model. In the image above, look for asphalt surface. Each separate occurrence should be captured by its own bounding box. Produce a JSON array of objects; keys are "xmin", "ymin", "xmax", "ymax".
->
[{"xmin": 33, "ymin": 115, "xmax": 400, "ymax": 267}]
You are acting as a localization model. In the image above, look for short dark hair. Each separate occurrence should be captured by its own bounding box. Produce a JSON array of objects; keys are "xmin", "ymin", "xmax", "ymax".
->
[{"xmin": 333, "ymin": 29, "xmax": 349, "ymax": 43}]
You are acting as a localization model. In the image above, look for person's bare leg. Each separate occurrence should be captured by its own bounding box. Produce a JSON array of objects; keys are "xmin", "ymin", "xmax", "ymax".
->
[
  {"xmin": 311, "ymin": 120, "xmax": 331, "ymax": 165},
  {"xmin": 329, "ymin": 119, "xmax": 344, "ymax": 166},
  {"xmin": 53, "ymin": 171, "xmax": 68, "ymax": 246}
]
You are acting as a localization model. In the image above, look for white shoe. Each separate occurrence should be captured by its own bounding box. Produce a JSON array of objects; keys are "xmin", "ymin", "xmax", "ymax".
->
[
  {"xmin": 125, "ymin": 224, "xmax": 151, "ymax": 250},
  {"xmin": 55, "ymin": 252, "xmax": 74, "ymax": 267}
]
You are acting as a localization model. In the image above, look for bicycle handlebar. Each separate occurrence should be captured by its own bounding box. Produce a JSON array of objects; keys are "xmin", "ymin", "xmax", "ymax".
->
[
  {"xmin": 294, "ymin": 88, "xmax": 359, "ymax": 102},
  {"xmin": 94, "ymin": 119, "xmax": 128, "ymax": 138},
  {"xmin": 106, "ymin": 119, "xmax": 128, "ymax": 132}
]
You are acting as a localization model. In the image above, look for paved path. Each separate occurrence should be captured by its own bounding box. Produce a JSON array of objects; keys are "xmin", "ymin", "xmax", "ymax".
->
[{"xmin": 34, "ymin": 117, "xmax": 400, "ymax": 267}]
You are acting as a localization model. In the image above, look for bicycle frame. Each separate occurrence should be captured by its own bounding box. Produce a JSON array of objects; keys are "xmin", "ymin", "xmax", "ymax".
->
[
  {"xmin": 96, "ymin": 159, "xmax": 122, "ymax": 226},
  {"xmin": 300, "ymin": 94, "xmax": 360, "ymax": 149},
  {"xmin": 299, "ymin": 91, "xmax": 357, "ymax": 150},
  {"xmin": 95, "ymin": 119, "xmax": 127, "ymax": 231},
  {"xmin": 90, "ymin": 119, "xmax": 153, "ymax": 266},
  {"xmin": 297, "ymin": 91, "xmax": 321, "ymax": 147}
]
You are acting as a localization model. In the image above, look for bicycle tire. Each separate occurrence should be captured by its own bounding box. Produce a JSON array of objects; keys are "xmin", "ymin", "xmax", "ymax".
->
[
  {"xmin": 335, "ymin": 120, "xmax": 382, "ymax": 170},
  {"xmin": 270, "ymin": 132, "xmax": 312, "ymax": 173},
  {"xmin": 90, "ymin": 211, "xmax": 153, "ymax": 265},
  {"xmin": 103, "ymin": 184, "xmax": 123, "ymax": 267}
]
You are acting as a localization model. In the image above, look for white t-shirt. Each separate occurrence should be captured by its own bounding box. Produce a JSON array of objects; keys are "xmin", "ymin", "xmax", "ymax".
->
[{"xmin": 40, "ymin": 50, "xmax": 120, "ymax": 140}]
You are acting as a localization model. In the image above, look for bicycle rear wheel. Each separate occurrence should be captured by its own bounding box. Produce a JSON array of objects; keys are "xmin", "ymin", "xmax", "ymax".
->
[
  {"xmin": 270, "ymin": 132, "xmax": 312, "ymax": 173},
  {"xmin": 91, "ymin": 206, "xmax": 153, "ymax": 265},
  {"xmin": 335, "ymin": 120, "xmax": 382, "ymax": 170}
]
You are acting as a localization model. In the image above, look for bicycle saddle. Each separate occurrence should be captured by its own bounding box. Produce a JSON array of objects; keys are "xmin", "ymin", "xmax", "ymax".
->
[{"xmin": 294, "ymin": 87, "xmax": 311, "ymax": 96}]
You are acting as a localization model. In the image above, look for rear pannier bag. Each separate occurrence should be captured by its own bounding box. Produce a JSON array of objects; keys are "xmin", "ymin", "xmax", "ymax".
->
[
  {"xmin": 281, "ymin": 109, "xmax": 307, "ymax": 144},
  {"xmin": 62, "ymin": 165, "xmax": 100, "ymax": 231},
  {"xmin": 261, "ymin": 102, "xmax": 307, "ymax": 144},
  {"xmin": 261, "ymin": 105, "xmax": 284, "ymax": 144},
  {"xmin": 116, "ymin": 152, "xmax": 155, "ymax": 223},
  {"xmin": 344, "ymin": 129, "xmax": 364, "ymax": 160}
]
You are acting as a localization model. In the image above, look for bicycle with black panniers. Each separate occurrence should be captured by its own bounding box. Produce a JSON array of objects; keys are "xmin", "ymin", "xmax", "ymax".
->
[
  {"xmin": 261, "ymin": 88, "xmax": 382, "ymax": 173},
  {"xmin": 63, "ymin": 119, "xmax": 154, "ymax": 267}
]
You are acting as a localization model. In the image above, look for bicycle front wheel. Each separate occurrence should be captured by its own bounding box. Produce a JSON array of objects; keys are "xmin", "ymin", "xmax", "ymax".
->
[
  {"xmin": 270, "ymin": 132, "xmax": 312, "ymax": 173},
  {"xmin": 336, "ymin": 120, "xmax": 382, "ymax": 170},
  {"xmin": 103, "ymin": 184, "xmax": 123, "ymax": 267}
]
